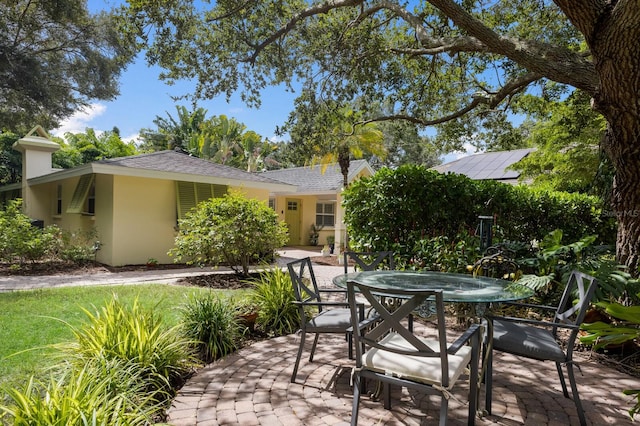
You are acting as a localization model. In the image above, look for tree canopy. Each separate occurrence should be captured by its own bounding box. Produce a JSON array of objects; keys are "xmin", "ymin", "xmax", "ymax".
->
[
  {"xmin": 1, "ymin": 0, "xmax": 136, "ymax": 133},
  {"xmin": 119, "ymin": 1, "xmax": 640, "ymax": 275}
]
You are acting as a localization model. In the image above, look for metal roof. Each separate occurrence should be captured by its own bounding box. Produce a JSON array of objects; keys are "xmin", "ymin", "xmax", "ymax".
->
[{"xmin": 431, "ymin": 148, "xmax": 533, "ymax": 181}]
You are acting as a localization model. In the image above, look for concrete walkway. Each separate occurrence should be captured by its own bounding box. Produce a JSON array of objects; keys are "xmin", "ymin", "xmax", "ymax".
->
[{"xmin": 1, "ymin": 248, "xmax": 636, "ymax": 424}]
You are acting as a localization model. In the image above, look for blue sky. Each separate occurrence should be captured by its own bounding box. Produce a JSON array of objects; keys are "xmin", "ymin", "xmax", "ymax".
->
[
  {"xmin": 52, "ymin": 1, "xmax": 299, "ymax": 144},
  {"xmin": 53, "ymin": 1, "xmax": 472, "ymax": 163},
  {"xmin": 52, "ymin": 53, "xmax": 298, "ymax": 144}
]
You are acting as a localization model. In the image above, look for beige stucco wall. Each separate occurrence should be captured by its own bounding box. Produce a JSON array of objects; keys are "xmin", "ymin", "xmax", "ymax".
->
[
  {"xmin": 272, "ymin": 194, "xmax": 339, "ymax": 247},
  {"xmin": 104, "ymin": 175, "xmax": 177, "ymax": 266}
]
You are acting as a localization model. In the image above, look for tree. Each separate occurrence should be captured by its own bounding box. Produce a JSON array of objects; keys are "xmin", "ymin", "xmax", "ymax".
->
[
  {"xmin": 0, "ymin": 133, "xmax": 21, "ymax": 184},
  {"xmin": 119, "ymin": 1, "xmax": 640, "ymax": 275},
  {"xmin": 512, "ymin": 90, "xmax": 608, "ymax": 193},
  {"xmin": 55, "ymin": 128, "xmax": 138, "ymax": 166},
  {"xmin": 138, "ymin": 106, "xmax": 208, "ymax": 153},
  {"xmin": 1, "ymin": 0, "xmax": 136, "ymax": 133},
  {"xmin": 169, "ymin": 191, "xmax": 289, "ymax": 276}
]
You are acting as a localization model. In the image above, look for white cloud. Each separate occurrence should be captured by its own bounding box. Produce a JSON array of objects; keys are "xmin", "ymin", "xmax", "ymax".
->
[
  {"xmin": 51, "ymin": 103, "xmax": 107, "ymax": 137},
  {"xmin": 442, "ymin": 142, "xmax": 477, "ymax": 163},
  {"xmin": 453, "ymin": 142, "xmax": 476, "ymax": 160},
  {"xmin": 121, "ymin": 132, "xmax": 140, "ymax": 144}
]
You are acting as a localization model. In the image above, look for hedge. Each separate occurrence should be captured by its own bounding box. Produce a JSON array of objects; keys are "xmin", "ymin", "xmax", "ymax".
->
[{"xmin": 343, "ymin": 165, "xmax": 616, "ymax": 257}]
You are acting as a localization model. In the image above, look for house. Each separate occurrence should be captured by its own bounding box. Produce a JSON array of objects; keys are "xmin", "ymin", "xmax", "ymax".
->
[
  {"xmin": 431, "ymin": 148, "xmax": 534, "ymax": 184},
  {"xmin": 1, "ymin": 126, "xmax": 296, "ymax": 266},
  {"xmin": 261, "ymin": 160, "xmax": 375, "ymax": 249}
]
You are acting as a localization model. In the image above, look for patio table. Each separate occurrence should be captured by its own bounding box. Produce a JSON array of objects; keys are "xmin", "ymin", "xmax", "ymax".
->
[
  {"xmin": 332, "ymin": 270, "xmax": 534, "ymax": 415},
  {"xmin": 332, "ymin": 270, "xmax": 532, "ymax": 306}
]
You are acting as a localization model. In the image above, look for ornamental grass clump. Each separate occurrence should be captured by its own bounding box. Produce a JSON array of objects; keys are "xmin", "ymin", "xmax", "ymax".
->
[
  {"xmin": 58, "ymin": 295, "xmax": 196, "ymax": 399},
  {"xmin": 0, "ymin": 359, "xmax": 158, "ymax": 425},
  {"xmin": 249, "ymin": 267, "xmax": 299, "ymax": 336},
  {"xmin": 179, "ymin": 293, "xmax": 244, "ymax": 363}
]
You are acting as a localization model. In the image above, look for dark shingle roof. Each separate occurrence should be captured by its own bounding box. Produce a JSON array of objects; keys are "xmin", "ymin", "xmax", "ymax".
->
[
  {"xmin": 431, "ymin": 148, "xmax": 533, "ymax": 181},
  {"xmin": 95, "ymin": 150, "xmax": 287, "ymax": 185},
  {"xmin": 262, "ymin": 159, "xmax": 370, "ymax": 192}
]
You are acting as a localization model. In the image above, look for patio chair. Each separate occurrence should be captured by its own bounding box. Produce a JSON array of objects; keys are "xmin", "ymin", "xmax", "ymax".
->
[
  {"xmin": 348, "ymin": 281, "xmax": 481, "ymax": 426},
  {"xmin": 343, "ymin": 251, "xmax": 395, "ymax": 274},
  {"xmin": 287, "ymin": 257, "xmax": 363, "ymax": 383},
  {"xmin": 485, "ymin": 270, "xmax": 598, "ymax": 426}
]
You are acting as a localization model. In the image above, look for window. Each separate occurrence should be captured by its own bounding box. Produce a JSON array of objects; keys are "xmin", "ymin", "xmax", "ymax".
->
[
  {"xmin": 67, "ymin": 174, "xmax": 94, "ymax": 214},
  {"xmin": 86, "ymin": 183, "xmax": 95, "ymax": 214},
  {"xmin": 316, "ymin": 202, "xmax": 335, "ymax": 227},
  {"xmin": 269, "ymin": 198, "xmax": 276, "ymax": 210},
  {"xmin": 56, "ymin": 185, "xmax": 62, "ymax": 215},
  {"xmin": 287, "ymin": 201, "xmax": 298, "ymax": 211},
  {"xmin": 176, "ymin": 181, "xmax": 227, "ymax": 220}
]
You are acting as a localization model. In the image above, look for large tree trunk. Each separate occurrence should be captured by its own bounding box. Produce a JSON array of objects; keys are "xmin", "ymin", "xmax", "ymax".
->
[
  {"xmin": 586, "ymin": 4, "xmax": 640, "ymax": 277},
  {"xmin": 602, "ymin": 125, "xmax": 640, "ymax": 277}
]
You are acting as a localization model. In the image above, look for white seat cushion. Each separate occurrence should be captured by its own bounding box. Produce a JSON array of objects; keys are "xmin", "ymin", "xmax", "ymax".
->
[{"xmin": 362, "ymin": 332, "xmax": 472, "ymax": 389}]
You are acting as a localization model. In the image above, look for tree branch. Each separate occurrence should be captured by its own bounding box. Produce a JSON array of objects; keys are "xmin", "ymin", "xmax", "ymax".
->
[
  {"xmin": 426, "ymin": 0, "xmax": 598, "ymax": 94},
  {"xmin": 362, "ymin": 71, "xmax": 543, "ymax": 127},
  {"xmin": 239, "ymin": 0, "xmax": 364, "ymax": 64},
  {"xmin": 552, "ymin": 0, "xmax": 610, "ymax": 43}
]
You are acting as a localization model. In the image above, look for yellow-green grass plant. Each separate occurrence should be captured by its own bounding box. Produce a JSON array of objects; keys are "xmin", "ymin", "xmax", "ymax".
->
[
  {"xmin": 0, "ymin": 284, "xmax": 239, "ymax": 389},
  {"xmin": 248, "ymin": 267, "xmax": 300, "ymax": 336},
  {"xmin": 55, "ymin": 295, "xmax": 198, "ymax": 398},
  {"xmin": 1, "ymin": 358, "xmax": 161, "ymax": 425},
  {"xmin": 179, "ymin": 293, "xmax": 245, "ymax": 363}
]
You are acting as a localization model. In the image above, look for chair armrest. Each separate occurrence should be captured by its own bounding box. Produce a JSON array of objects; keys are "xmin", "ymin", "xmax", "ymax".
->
[
  {"xmin": 448, "ymin": 323, "xmax": 481, "ymax": 354},
  {"xmin": 489, "ymin": 315, "xmax": 581, "ymax": 330},
  {"xmin": 353, "ymin": 314, "xmax": 382, "ymax": 333}
]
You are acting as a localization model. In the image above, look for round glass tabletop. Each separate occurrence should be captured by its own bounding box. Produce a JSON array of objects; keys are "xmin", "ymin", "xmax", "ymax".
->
[{"xmin": 333, "ymin": 270, "xmax": 534, "ymax": 303}]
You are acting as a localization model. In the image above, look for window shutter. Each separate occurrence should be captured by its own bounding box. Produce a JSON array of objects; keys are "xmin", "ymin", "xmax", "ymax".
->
[
  {"xmin": 176, "ymin": 182, "xmax": 228, "ymax": 220},
  {"xmin": 176, "ymin": 181, "xmax": 197, "ymax": 220},
  {"xmin": 195, "ymin": 183, "xmax": 213, "ymax": 205},
  {"xmin": 67, "ymin": 174, "xmax": 94, "ymax": 213},
  {"xmin": 212, "ymin": 184, "xmax": 227, "ymax": 198}
]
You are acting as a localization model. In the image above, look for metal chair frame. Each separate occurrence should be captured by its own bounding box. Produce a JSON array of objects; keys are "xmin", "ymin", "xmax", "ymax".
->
[
  {"xmin": 486, "ymin": 270, "xmax": 598, "ymax": 426},
  {"xmin": 287, "ymin": 257, "xmax": 362, "ymax": 383},
  {"xmin": 343, "ymin": 251, "xmax": 395, "ymax": 274},
  {"xmin": 348, "ymin": 281, "xmax": 481, "ymax": 426}
]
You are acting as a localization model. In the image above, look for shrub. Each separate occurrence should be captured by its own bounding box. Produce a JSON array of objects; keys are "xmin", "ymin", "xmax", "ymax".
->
[
  {"xmin": 343, "ymin": 165, "xmax": 615, "ymax": 259},
  {"xmin": 0, "ymin": 359, "xmax": 159, "ymax": 425},
  {"xmin": 249, "ymin": 267, "xmax": 299, "ymax": 336},
  {"xmin": 0, "ymin": 199, "xmax": 59, "ymax": 265},
  {"xmin": 58, "ymin": 228, "xmax": 100, "ymax": 264},
  {"xmin": 179, "ymin": 293, "xmax": 244, "ymax": 363},
  {"xmin": 59, "ymin": 296, "xmax": 196, "ymax": 397},
  {"xmin": 169, "ymin": 190, "xmax": 289, "ymax": 276}
]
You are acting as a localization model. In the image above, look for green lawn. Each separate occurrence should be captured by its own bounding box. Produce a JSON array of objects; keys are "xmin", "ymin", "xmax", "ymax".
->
[{"xmin": 0, "ymin": 284, "xmax": 242, "ymax": 390}]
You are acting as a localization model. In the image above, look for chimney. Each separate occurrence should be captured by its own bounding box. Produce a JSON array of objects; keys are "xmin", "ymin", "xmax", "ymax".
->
[
  {"xmin": 12, "ymin": 125, "xmax": 60, "ymax": 217},
  {"xmin": 13, "ymin": 125, "xmax": 60, "ymax": 179}
]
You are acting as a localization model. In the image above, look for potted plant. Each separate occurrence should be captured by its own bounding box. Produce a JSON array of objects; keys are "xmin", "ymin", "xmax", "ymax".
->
[
  {"xmin": 234, "ymin": 297, "xmax": 260, "ymax": 332},
  {"xmin": 309, "ymin": 224, "xmax": 320, "ymax": 246},
  {"xmin": 326, "ymin": 235, "xmax": 335, "ymax": 254}
]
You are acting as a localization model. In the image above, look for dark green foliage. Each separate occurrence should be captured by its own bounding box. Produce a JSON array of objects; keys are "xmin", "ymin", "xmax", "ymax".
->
[
  {"xmin": 343, "ymin": 166, "xmax": 615, "ymax": 262},
  {"xmin": 0, "ymin": 133, "xmax": 21, "ymax": 184},
  {"xmin": 170, "ymin": 191, "xmax": 289, "ymax": 276},
  {"xmin": 2, "ymin": 0, "xmax": 136, "ymax": 132},
  {"xmin": 248, "ymin": 267, "xmax": 299, "ymax": 336},
  {"xmin": 0, "ymin": 199, "xmax": 59, "ymax": 265},
  {"xmin": 179, "ymin": 293, "xmax": 244, "ymax": 363}
]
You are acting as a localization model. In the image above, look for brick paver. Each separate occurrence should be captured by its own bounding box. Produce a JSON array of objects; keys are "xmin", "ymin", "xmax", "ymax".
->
[{"xmin": 166, "ymin": 256, "xmax": 636, "ymax": 426}]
